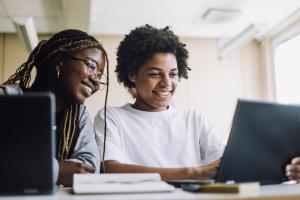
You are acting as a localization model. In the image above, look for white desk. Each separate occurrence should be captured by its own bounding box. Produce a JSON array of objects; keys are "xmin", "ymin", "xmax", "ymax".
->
[{"xmin": 1, "ymin": 184, "xmax": 300, "ymax": 200}]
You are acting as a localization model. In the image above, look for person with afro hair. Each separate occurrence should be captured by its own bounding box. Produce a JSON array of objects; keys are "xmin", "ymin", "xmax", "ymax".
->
[{"xmin": 95, "ymin": 25, "xmax": 225, "ymax": 180}]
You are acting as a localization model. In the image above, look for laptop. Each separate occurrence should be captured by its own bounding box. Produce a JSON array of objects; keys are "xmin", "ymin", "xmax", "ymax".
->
[
  {"xmin": 0, "ymin": 93, "xmax": 55, "ymax": 194},
  {"xmin": 216, "ymin": 99, "xmax": 300, "ymax": 184}
]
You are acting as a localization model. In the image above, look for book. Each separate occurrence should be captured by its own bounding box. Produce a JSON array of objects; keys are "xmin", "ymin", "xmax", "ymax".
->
[
  {"xmin": 72, "ymin": 173, "xmax": 175, "ymax": 194},
  {"xmin": 182, "ymin": 182, "xmax": 260, "ymax": 193},
  {"xmin": 167, "ymin": 179, "xmax": 214, "ymax": 188}
]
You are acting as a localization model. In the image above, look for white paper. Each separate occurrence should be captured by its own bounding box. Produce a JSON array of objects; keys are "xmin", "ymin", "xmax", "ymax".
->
[{"xmin": 73, "ymin": 173, "xmax": 175, "ymax": 194}]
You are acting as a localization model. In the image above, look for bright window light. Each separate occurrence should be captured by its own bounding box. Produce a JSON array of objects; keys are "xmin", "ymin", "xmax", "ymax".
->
[{"xmin": 274, "ymin": 33, "xmax": 300, "ymax": 104}]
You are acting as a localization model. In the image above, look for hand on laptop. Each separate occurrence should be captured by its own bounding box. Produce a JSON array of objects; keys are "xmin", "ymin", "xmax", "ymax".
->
[
  {"xmin": 286, "ymin": 157, "xmax": 300, "ymax": 181},
  {"xmin": 192, "ymin": 159, "xmax": 221, "ymax": 179},
  {"xmin": 57, "ymin": 160, "xmax": 95, "ymax": 187}
]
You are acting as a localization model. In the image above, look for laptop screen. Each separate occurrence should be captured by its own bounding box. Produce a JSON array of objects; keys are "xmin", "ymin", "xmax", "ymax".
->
[
  {"xmin": 0, "ymin": 93, "xmax": 55, "ymax": 194},
  {"xmin": 216, "ymin": 99, "xmax": 300, "ymax": 184}
]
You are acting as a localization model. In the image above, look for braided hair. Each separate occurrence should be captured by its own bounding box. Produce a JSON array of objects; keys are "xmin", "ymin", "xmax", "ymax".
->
[{"xmin": 3, "ymin": 29, "xmax": 109, "ymax": 161}]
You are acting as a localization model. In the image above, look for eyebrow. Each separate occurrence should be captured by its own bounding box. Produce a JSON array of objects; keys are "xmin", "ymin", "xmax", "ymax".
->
[
  {"xmin": 85, "ymin": 57, "xmax": 98, "ymax": 64},
  {"xmin": 144, "ymin": 66, "xmax": 178, "ymax": 71}
]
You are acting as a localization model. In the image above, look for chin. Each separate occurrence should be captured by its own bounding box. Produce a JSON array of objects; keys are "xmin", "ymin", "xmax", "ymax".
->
[
  {"xmin": 78, "ymin": 98, "xmax": 86, "ymax": 104},
  {"xmin": 74, "ymin": 96, "xmax": 86, "ymax": 104},
  {"xmin": 153, "ymin": 101, "xmax": 170, "ymax": 108}
]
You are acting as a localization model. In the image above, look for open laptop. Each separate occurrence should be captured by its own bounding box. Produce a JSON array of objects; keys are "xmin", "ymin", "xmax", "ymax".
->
[
  {"xmin": 216, "ymin": 99, "xmax": 300, "ymax": 184},
  {"xmin": 0, "ymin": 93, "xmax": 55, "ymax": 194}
]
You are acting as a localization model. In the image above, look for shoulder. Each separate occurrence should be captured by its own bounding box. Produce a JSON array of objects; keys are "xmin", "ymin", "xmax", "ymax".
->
[
  {"xmin": 0, "ymin": 84, "xmax": 23, "ymax": 95},
  {"xmin": 77, "ymin": 104, "xmax": 92, "ymax": 127},
  {"xmin": 78, "ymin": 104, "xmax": 88, "ymax": 118},
  {"xmin": 79, "ymin": 104, "xmax": 87, "ymax": 114}
]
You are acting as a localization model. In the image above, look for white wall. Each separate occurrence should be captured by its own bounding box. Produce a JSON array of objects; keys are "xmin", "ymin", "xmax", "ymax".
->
[{"xmin": 181, "ymin": 38, "xmax": 263, "ymax": 139}]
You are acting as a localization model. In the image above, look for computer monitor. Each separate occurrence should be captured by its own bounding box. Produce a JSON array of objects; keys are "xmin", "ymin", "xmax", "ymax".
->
[
  {"xmin": 216, "ymin": 99, "xmax": 300, "ymax": 184},
  {"xmin": 0, "ymin": 93, "xmax": 55, "ymax": 194}
]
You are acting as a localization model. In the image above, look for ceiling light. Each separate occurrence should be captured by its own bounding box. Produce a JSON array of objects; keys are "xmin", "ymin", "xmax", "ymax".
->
[
  {"xmin": 202, "ymin": 8, "xmax": 241, "ymax": 24},
  {"xmin": 12, "ymin": 17, "xmax": 39, "ymax": 52}
]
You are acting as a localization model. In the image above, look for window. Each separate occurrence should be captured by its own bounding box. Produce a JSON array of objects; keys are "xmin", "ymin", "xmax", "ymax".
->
[{"xmin": 273, "ymin": 23, "xmax": 300, "ymax": 104}]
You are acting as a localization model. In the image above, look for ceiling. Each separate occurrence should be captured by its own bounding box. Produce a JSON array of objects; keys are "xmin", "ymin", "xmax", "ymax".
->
[{"xmin": 0, "ymin": 0, "xmax": 300, "ymax": 39}]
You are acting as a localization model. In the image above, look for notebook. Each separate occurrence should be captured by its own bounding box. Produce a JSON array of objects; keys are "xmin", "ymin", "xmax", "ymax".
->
[
  {"xmin": 216, "ymin": 99, "xmax": 300, "ymax": 184},
  {"xmin": 0, "ymin": 93, "xmax": 56, "ymax": 194},
  {"xmin": 73, "ymin": 173, "xmax": 175, "ymax": 194},
  {"xmin": 181, "ymin": 182, "xmax": 260, "ymax": 193}
]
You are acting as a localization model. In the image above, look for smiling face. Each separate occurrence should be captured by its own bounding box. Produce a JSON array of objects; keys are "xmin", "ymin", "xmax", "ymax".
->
[
  {"xmin": 129, "ymin": 52, "xmax": 178, "ymax": 112},
  {"xmin": 57, "ymin": 48, "xmax": 105, "ymax": 105}
]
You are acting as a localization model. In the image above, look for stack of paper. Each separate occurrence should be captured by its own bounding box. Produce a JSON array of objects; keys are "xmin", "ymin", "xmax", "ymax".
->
[{"xmin": 73, "ymin": 173, "xmax": 175, "ymax": 194}]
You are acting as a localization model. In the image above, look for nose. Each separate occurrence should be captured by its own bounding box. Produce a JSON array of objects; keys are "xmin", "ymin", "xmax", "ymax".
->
[{"xmin": 160, "ymin": 75, "xmax": 172, "ymax": 87}]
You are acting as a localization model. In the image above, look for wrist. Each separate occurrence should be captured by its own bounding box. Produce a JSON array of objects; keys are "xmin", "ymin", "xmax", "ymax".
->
[{"xmin": 186, "ymin": 167, "xmax": 200, "ymax": 179}]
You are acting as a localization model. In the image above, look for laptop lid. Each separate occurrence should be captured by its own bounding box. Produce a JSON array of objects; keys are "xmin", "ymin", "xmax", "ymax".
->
[
  {"xmin": 0, "ymin": 93, "xmax": 55, "ymax": 194},
  {"xmin": 216, "ymin": 99, "xmax": 300, "ymax": 184}
]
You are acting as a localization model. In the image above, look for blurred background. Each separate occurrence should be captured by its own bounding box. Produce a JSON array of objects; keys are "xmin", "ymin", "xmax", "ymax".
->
[{"xmin": 1, "ymin": 0, "xmax": 300, "ymax": 140}]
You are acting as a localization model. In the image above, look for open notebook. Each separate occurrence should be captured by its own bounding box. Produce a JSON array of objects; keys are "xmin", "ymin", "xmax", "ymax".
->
[{"xmin": 73, "ymin": 173, "xmax": 175, "ymax": 194}]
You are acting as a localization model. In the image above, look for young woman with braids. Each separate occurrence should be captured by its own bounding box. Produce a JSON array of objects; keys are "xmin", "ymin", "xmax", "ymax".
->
[
  {"xmin": 0, "ymin": 29, "xmax": 109, "ymax": 186},
  {"xmin": 94, "ymin": 25, "xmax": 224, "ymax": 181}
]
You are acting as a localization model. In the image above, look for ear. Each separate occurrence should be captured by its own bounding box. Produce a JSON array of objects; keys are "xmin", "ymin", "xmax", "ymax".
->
[
  {"xmin": 128, "ymin": 74, "xmax": 136, "ymax": 83},
  {"xmin": 56, "ymin": 59, "xmax": 65, "ymax": 70}
]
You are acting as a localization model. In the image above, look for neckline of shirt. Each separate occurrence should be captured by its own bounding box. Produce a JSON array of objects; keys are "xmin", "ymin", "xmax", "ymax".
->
[{"xmin": 123, "ymin": 103, "xmax": 173, "ymax": 118}]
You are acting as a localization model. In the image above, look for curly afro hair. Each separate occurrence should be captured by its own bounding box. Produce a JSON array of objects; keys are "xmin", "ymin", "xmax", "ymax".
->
[{"xmin": 116, "ymin": 24, "xmax": 190, "ymax": 88}]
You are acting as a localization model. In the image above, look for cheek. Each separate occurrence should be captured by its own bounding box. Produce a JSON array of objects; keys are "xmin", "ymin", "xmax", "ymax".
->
[
  {"xmin": 62, "ymin": 70, "xmax": 86, "ymax": 89},
  {"xmin": 172, "ymin": 80, "xmax": 178, "ymax": 89},
  {"xmin": 137, "ymin": 79, "xmax": 158, "ymax": 91},
  {"xmin": 70, "ymin": 68, "xmax": 88, "ymax": 82},
  {"xmin": 77, "ymin": 67, "xmax": 89, "ymax": 77}
]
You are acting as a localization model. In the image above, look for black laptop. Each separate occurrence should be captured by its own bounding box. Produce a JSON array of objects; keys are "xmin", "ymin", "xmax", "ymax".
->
[
  {"xmin": 216, "ymin": 99, "xmax": 300, "ymax": 184},
  {"xmin": 0, "ymin": 93, "xmax": 55, "ymax": 194}
]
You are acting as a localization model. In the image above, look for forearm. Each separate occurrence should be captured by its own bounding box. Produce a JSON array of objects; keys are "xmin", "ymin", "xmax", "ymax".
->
[
  {"xmin": 57, "ymin": 160, "xmax": 95, "ymax": 186},
  {"xmin": 69, "ymin": 152, "xmax": 99, "ymax": 172},
  {"xmin": 103, "ymin": 160, "xmax": 205, "ymax": 181}
]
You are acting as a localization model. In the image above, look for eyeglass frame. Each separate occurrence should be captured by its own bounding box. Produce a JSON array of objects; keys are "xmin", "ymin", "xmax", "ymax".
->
[{"xmin": 66, "ymin": 55, "xmax": 107, "ymax": 86}]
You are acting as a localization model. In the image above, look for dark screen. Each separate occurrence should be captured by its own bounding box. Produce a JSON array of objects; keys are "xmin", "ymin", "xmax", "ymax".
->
[
  {"xmin": 0, "ymin": 93, "xmax": 55, "ymax": 194},
  {"xmin": 216, "ymin": 100, "xmax": 300, "ymax": 184}
]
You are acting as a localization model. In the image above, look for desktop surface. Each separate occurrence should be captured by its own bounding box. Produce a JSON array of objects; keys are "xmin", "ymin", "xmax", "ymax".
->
[{"xmin": 0, "ymin": 183, "xmax": 299, "ymax": 200}]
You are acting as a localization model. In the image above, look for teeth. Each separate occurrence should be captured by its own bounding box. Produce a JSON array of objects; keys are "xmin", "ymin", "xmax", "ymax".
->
[
  {"xmin": 156, "ymin": 91, "xmax": 170, "ymax": 96},
  {"xmin": 83, "ymin": 84, "xmax": 92, "ymax": 94}
]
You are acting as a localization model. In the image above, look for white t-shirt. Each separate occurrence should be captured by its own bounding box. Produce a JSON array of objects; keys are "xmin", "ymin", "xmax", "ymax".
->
[{"xmin": 94, "ymin": 104, "xmax": 225, "ymax": 168}]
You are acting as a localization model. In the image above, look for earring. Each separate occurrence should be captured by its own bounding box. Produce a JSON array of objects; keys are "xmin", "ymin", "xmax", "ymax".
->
[{"xmin": 56, "ymin": 66, "xmax": 60, "ymax": 79}]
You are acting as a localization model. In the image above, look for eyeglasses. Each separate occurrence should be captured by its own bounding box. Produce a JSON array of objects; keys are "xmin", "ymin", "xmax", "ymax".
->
[{"xmin": 67, "ymin": 56, "xmax": 107, "ymax": 89}]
